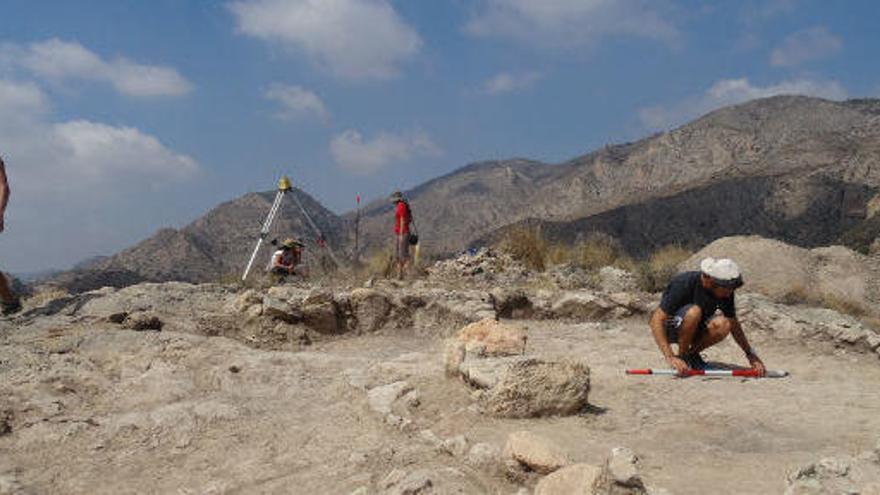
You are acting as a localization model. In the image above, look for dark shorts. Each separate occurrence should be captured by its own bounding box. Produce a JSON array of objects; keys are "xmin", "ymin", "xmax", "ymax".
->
[{"xmin": 665, "ymin": 304, "xmax": 710, "ymax": 343}]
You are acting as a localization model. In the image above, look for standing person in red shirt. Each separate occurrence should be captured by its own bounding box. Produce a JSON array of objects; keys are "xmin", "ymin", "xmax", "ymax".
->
[
  {"xmin": 0, "ymin": 154, "xmax": 21, "ymax": 315},
  {"xmin": 390, "ymin": 191, "xmax": 413, "ymax": 279}
]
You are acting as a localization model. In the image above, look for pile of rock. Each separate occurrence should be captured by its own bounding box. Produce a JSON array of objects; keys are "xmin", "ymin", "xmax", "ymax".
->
[
  {"xmin": 785, "ymin": 440, "xmax": 880, "ymax": 494},
  {"xmin": 739, "ymin": 293, "xmax": 880, "ymax": 359},
  {"xmin": 445, "ymin": 318, "xmax": 591, "ymax": 418},
  {"xmin": 501, "ymin": 430, "xmax": 663, "ymax": 494},
  {"xmin": 426, "ymin": 247, "xmax": 529, "ymax": 284}
]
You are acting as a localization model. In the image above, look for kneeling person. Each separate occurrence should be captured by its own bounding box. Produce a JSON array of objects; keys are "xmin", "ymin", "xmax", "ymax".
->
[
  {"xmin": 649, "ymin": 257, "xmax": 765, "ymax": 375},
  {"xmin": 270, "ymin": 238, "xmax": 308, "ymax": 280}
]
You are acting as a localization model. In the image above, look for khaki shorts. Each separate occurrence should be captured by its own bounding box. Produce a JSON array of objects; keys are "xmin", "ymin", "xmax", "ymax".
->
[{"xmin": 396, "ymin": 234, "xmax": 411, "ymax": 261}]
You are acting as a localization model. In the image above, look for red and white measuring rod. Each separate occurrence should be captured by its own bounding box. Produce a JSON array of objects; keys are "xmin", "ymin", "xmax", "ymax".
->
[{"xmin": 626, "ymin": 369, "xmax": 789, "ymax": 378}]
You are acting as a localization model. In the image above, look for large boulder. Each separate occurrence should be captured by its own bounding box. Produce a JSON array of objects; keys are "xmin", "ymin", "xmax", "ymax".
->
[
  {"xmin": 684, "ymin": 236, "xmax": 880, "ymax": 315},
  {"xmin": 484, "ymin": 359, "xmax": 591, "ymax": 418}
]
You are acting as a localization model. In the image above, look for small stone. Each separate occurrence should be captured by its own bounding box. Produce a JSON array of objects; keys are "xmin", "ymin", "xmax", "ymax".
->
[
  {"xmin": 418, "ymin": 429, "xmax": 444, "ymax": 449},
  {"xmin": 367, "ymin": 381, "xmax": 413, "ymax": 416},
  {"xmin": 228, "ymin": 365, "xmax": 241, "ymax": 374},
  {"xmin": 442, "ymin": 435, "xmax": 468, "ymax": 457},
  {"xmin": 466, "ymin": 442, "xmax": 501, "ymax": 472}
]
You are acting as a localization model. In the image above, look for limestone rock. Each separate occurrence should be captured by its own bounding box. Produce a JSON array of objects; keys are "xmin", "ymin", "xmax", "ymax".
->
[
  {"xmin": 442, "ymin": 435, "xmax": 468, "ymax": 457},
  {"xmin": 535, "ymin": 463, "xmax": 603, "ymax": 495},
  {"xmin": 384, "ymin": 469, "xmax": 433, "ymax": 495},
  {"xmin": 262, "ymin": 296, "xmax": 300, "ymax": 323},
  {"xmin": 466, "ymin": 442, "xmax": 501, "ymax": 473},
  {"xmin": 454, "ymin": 318, "xmax": 527, "ymax": 356},
  {"xmin": 302, "ymin": 292, "xmax": 344, "ymax": 334},
  {"xmin": 367, "ymin": 381, "xmax": 413, "ymax": 416},
  {"xmin": 459, "ymin": 356, "xmax": 528, "ymax": 390},
  {"xmin": 443, "ymin": 340, "xmax": 466, "ymax": 378},
  {"xmin": 484, "ymin": 359, "xmax": 590, "ymax": 418},
  {"xmin": 598, "ymin": 266, "xmax": 638, "ymax": 293},
  {"xmin": 594, "ymin": 447, "xmax": 647, "ymax": 494},
  {"xmin": 351, "ymin": 288, "xmax": 392, "ymax": 333},
  {"xmin": 231, "ymin": 289, "xmax": 262, "ymax": 313},
  {"xmin": 503, "ymin": 430, "xmax": 570, "ymax": 478},
  {"xmin": 551, "ymin": 292, "xmax": 626, "ymax": 320}
]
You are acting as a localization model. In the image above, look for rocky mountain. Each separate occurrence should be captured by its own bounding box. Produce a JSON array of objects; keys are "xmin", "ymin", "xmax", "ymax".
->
[
  {"xmin": 358, "ymin": 95, "xmax": 880, "ymax": 256},
  {"xmin": 47, "ymin": 95, "xmax": 880, "ymax": 291},
  {"xmin": 50, "ymin": 188, "xmax": 347, "ymax": 291}
]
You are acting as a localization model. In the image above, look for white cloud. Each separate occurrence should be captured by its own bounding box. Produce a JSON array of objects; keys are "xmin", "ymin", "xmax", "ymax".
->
[
  {"xmin": 330, "ymin": 129, "xmax": 441, "ymax": 175},
  {"xmin": 482, "ymin": 71, "xmax": 542, "ymax": 95},
  {"xmin": 228, "ymin": 0, "xmax": 421, "ymax": 81},
  {"xmin": 0, "ymin": 39, "xmax": 193, "ymax": 97},
  {"xmin": 0, "ymin": 79, "xmax": 198, "ymax": 194},
  {"xmin": 771, "ymin": 27, "xmax": 842, "ymax": 67},
  {"xmin": 466, "ymin": 0, "xmax": 679, "ymax": 48},
  {"xmin": 639, "ymin": 77, "xmax": 848, "ymax": 130},
  {"xmin": 264, "ymin": 84, "xmax": 329, "ymax": 121},
  {"xmin": 0, "ymin": 79, "xmax": 199, "ymax": 273}
]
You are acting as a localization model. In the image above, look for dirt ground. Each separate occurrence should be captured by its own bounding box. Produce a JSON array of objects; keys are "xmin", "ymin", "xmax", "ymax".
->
[{"xmin": 1, "ymin": 312, "xmax": 879, "ymax": 494}]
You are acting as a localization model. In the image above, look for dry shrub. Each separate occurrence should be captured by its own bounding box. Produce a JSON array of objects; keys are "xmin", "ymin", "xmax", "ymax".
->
[
  {"xmin": 545, "ymin": 243, "xmax": 575, "ymax": 266},
  {"xmin": 780, "ymin": 284, "xmax": 868, "ymax": 318},
  {"xmin": 24, "ymin": 286, "xmax": 70, "ymax": 308},
  {"xmin": 361, "ymin": 249, "xmax": 395, "ymax": 279},
  {"xmin": 637, "ymin": 244, "xmax": 693, "ymax": 292},
  {"xmin": 498, "ymin": 226, "xmax": 547, "ymax": 271},
  {"xmin": 574, "ymin": 234, "xmax": 633, "ymax": 271}
]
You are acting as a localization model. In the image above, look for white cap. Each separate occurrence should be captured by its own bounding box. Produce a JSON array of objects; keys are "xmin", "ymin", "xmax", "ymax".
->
[{"xmin": 700, "ymin": 257, "xmax": 743, "ymax": 287}]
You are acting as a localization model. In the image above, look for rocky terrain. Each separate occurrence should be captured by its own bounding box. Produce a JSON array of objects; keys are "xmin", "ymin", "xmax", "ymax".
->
[
  {"xmin": 3, "ymin": 235, "xmax": 880, "ymax": 494},
  {"xmin": 43, "ymin": 95, "xmax": 880, "ymax": 292}
]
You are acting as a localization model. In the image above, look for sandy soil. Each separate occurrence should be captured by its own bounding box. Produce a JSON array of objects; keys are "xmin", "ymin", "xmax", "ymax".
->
[{"xmin": 1, "ymin": 313, "xmax": 879, "ymax": 494}]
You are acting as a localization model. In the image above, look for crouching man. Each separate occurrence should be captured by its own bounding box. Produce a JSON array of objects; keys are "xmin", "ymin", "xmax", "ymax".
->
[
  {"xmin": 269, "ymin": 238, "xmax": 308, "ymax": 282},
  {"xmin": 649, "ymin": 257, "xmax": 766, "ymax": 376}
]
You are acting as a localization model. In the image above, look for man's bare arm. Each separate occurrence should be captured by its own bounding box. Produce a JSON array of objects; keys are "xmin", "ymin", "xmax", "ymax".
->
[
  {"xmin": 650, "ymin": 308, "xmax": 688, "ymax": 374},
  {"xmin": 730, "ymin": 318, "xmax": 766, "ymax": 375}
]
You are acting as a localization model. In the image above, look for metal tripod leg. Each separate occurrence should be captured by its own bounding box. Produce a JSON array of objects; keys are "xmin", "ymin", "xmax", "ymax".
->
[{"xmin": 242, "ymin": 189, "xmax": 285, "ymax": 281}]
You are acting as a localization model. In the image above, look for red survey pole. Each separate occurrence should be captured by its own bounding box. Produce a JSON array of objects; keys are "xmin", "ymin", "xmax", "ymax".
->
[{"xmin": 626, "ymin": 369, "xmax": 788, "ymax": 378}]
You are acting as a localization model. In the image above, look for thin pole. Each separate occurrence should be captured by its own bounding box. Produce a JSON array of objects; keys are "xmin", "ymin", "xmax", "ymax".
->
[
  {"xmin": 354, "ymin": 194, "xmax": 360, "ymax": 265},
  {"xmin": 626, "ymin": 369, "xmax": 788, "ymax": 378}
]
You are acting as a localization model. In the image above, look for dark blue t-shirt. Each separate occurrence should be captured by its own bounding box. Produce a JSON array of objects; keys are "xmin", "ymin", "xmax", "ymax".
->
[{"xmin": 659, "ymin": 271, "xmax": 736, "ymax": 320}]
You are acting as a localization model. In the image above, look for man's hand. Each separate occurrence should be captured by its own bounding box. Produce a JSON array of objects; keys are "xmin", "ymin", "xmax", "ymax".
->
[
  {"xmin": 666, "ymin": 355, "xmax": 689, "ymax": 375},
  {"xmin": 748, "ymin": 354, "xmax": 766, "ymax": 376}
]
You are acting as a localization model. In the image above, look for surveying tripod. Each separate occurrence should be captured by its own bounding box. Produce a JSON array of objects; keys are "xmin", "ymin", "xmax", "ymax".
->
[{"xmin": 241, "ymin": 176, "xmax": 341, "ymax": 281}]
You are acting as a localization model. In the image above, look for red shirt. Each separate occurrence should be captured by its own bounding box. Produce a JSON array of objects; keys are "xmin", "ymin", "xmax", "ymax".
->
[{"xmin": 394, "ymin": 201, "xmax": 411, "ymax": 234}]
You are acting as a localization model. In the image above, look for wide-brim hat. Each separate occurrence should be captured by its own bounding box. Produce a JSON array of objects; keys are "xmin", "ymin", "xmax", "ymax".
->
[
  {"xmin": 282, "ymin": 238, "xmax": 303, "ymax": 248},
  {"xmin": 389, "ymin": 190, "xmax": 403, "ymax": 202},
  {"xmin": 700, "ymin": 257, "xmax": 743, "ymax": 288}
]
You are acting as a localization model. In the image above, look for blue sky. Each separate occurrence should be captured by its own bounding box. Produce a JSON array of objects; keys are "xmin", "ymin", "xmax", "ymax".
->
[{"xmin": 0, "ymin": 0, "xmax": 878, "ymax": 273}]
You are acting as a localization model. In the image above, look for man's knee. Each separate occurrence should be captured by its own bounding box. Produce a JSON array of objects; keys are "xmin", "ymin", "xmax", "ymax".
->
[
  {"xmin": 708, "ymin": 316, "xmax": 733, "ymax": 336},
  {"xmin": 682, "ymin": 305, "xmax": 703, "ymax": 323}
]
